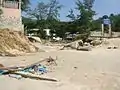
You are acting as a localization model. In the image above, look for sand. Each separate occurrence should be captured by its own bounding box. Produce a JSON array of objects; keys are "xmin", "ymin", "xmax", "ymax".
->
[{"xmin": 0, "ymin": 43, "xmax": 120, "ymax": 90}]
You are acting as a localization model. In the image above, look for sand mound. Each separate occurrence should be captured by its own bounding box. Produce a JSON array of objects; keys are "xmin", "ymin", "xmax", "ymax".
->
[
  {"xmin": 102, "ymin": 38, "xmax": 120, "ymax": 48},
  {"xmin": 0, "ymin": 29, "xmax": 38, "ymax": 56}
]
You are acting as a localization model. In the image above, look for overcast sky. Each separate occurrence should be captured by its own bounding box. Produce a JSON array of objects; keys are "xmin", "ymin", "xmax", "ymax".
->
[{"xmin": 30, "ymin": 0, "xmax": 120, "ymax": 21}]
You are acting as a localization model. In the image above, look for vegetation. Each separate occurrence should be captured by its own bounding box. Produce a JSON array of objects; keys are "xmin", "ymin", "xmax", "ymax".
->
[
  {"xmin": 21, "ymin": 0, "xmax": 30, "ymax": 11},
  {"xmin": 23, "ymin": 0, "xmax": 62, "ymax": 38},
  {"xmin": 67, "ymin": 0, "xmax": 95, "ymax": 35},
  {"xmin": 22, "ymin": 0, "xmax": 120, "ymax": 40}
]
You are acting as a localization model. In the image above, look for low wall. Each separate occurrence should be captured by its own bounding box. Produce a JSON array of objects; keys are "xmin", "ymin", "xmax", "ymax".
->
[{"xmin": 90, "ymin": 31, "xmax": 120, "ymax": 37}]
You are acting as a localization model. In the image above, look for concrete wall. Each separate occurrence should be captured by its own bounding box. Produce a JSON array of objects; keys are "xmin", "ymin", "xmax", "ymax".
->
[
  {"xmin": 90, "ymin": 31, "xmax": 120, "ymax": 37},
  {"xmin": 0, "ymin": 7, "xmax": 24, "ymax": 32}
]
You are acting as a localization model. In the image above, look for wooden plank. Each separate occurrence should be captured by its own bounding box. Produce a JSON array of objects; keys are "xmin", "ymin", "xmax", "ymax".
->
[
  {"xmin": 11, "ymin": 72, "xmax": 57, "ymax": 82},
  {"xmin": 5, "ymin": 57, "xmax": 52, "ymax": 73}
]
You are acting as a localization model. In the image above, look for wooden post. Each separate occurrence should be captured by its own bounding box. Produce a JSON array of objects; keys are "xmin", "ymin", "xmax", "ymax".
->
[
  {"xmin": 101, "ymin": 24, "xmax": 104, "ymax": 37},
  {"xmin": 19, "ymin": 0, "xmax": 21, "ymax": 9},
  {"xmin": 0, "ymin": 0, "xmax": 3, "ymax": 7},
  {"xmin": 109, "ymin": 24, "xmax": 112, "ymax": 37}
]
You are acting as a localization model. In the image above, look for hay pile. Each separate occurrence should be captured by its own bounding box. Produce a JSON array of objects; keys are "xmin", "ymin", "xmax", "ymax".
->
[{"xmin": 0, "ymin": 29, "xmax": 38, "ymax": 56}]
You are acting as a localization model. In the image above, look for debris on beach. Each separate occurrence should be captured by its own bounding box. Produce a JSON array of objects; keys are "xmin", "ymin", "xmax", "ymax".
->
[
  {"xmin": 0, "ymin": 57, "xmax": 58, "ymax": 82},
  {"xmin": 60, "ymin": 40, "xmax": 92, "ymax": 51},
  {"xmin": 60, "ymin": 38, "xmax": 120, "ymax": 50}
]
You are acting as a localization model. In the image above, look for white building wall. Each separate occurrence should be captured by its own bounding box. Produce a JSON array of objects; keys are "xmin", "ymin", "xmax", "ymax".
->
[{"xmin": 0, "ymin": 0, "xmax": 24, "ymax": 32}]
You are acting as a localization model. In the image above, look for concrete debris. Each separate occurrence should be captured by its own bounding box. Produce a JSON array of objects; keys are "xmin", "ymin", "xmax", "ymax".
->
[
  {"xmin": 90, "ymin": 39, "xmax": 102, "ymax": 46},
  {"xmin": 61, "ymin": 40, "xmax": 92, "ymax": 51},
  {"xmin": 61, "ymin": 40, "xmax": 83, "ymax": 50},
  {"xmin": 60, "ymin": 38, "xmax": 120, "ymax": 50}
]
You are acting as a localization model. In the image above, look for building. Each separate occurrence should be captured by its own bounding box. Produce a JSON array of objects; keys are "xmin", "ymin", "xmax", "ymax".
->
[{"xmin": 0, "ymin": 0, "xmax": 24, "ymax": 32}]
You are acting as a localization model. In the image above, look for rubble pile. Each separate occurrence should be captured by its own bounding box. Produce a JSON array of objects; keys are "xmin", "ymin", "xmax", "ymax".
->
[{"xmin": 0, "ymin": 29, "xmax": 38, "ymax": 56}]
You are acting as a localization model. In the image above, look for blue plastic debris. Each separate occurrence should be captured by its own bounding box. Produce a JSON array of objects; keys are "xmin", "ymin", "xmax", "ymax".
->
[
  {"xmin": 22, "ymin": 64, "xmax": 47, "ymax": 74},
  {"xmin": 0, "ymin": 70, "xmax": 4, "ymax": 75},
  {"xmin": 38, "ymin": 65, "xmax": 47, "ymax": 73}
]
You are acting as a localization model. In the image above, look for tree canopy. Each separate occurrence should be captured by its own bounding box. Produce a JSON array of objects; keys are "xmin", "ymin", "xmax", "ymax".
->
[
  {"xmin": 22, "ymin": 0, "xmax": 120, "ymax": 40},
  {"xmin": 21, "ymin": 0, "xmax": 30, "ymax": 11}
]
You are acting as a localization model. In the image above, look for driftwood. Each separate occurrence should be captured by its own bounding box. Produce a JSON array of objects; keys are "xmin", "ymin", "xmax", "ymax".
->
[
  {"xmin": 0, "ymin": 57, "xmax": 58, "ymax": 82},
  {"xmin": 4, "ymin": 57, "xmax": 56, "ymax": 74},
  {"xmin": 77, "ymin": 46, "xmax": 91, "ymax": 51},
  {"xmin": 20, "ymin": 57, "xmax": 56, "ymax": 71},
  {"xmin": 11, "ymin": 72, "xmax": 57, "ymax": 82},
  {"xmin": 61, "ymin": 40, "xmax": 84, "ymax": 50},
  {"xmin": 0, "ymin": 66, "xmax": 25, "ymax": 71}
]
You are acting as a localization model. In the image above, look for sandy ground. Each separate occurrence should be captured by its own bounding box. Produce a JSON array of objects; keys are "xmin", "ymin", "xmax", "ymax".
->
[{"xmin": 0, "ymin": 44, "xmax": 120, "ymax": 90}]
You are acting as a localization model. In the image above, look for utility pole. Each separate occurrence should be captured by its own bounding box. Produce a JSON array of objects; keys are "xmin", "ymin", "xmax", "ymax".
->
[{"xmin": 0, "ymin": 0, "xmax": 3, "ymax": 7}]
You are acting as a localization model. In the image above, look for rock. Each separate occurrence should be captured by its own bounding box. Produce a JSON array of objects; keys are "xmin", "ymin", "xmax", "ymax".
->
[
  {"xmin": 90, "ymin": 39, "xmax": 102, "ymax": 46},
  {"xmin": 62, "ymin": 40, "xmax": 83, "ymax": 50}
]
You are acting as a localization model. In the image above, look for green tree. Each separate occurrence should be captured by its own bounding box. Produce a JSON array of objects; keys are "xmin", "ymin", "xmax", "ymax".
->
[
  {"xmin": 67, "ymin": 0, "xmax": 95, "ymax": 34},
  {"xmin": 26, "ymin": 0, "xmax": 62, "ymax": 38},
  {"xmin": 47, "ymin": 0, "xmax": 62, "ymax": 20},
  {"xmin": 46, "ymin": 0, "xmax": 62, "ymax": 31},
  {"xmin": 21, "ymin": 0, "xmax": 30, "ymax": 11},
  {"xmin": 76, "ymin": 0, "xmax": 95, "ymax": 32},
  {"xmin": 109, "ymin": 14, "xmax": 120, "ymax": 32},
  {"xmin": 67, "ymin": 9, "xmax": 76, "ymax": 21}
]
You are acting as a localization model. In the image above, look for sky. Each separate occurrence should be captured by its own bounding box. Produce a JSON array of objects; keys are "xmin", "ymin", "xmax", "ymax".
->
[{"xmin": 30, "ymin": 0, "xmax": 120, "ymax": 21}]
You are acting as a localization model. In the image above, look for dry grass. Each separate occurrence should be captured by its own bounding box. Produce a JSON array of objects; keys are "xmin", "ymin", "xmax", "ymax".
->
[{"xmin": 0, "ymin": 29, "xmax": 38, "ymax": 56}]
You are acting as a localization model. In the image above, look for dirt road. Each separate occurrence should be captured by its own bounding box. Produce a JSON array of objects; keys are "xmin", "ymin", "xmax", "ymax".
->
[{"xmin": 0, "ymin": 47, "xmax": 120, "ymax": 90}]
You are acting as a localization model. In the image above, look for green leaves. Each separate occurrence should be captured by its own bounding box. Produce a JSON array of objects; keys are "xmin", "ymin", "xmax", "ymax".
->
[
  {"xmin": 21, "ymin": 0, "xmax": 30, "ymax": 11},
  {"xmin": 67, "ymin": 9, "xmax": 76, "ymax": 21},
  {"xmin": 67, "ymin": 0, "xmax": 95, "ymax": 34}
]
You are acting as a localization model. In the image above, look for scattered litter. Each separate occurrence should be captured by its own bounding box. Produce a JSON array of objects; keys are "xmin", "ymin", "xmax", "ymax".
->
[
  {"xmin": 0, "ymin": 57, "xmax": 58, "ymax": 82},
  {"xmin": 38, "ymin": 64, "xmax": 47, "ymax": 74},
  {"xmin": 0, "ymin": 70, "xmax": 5, "ymax": 75}
]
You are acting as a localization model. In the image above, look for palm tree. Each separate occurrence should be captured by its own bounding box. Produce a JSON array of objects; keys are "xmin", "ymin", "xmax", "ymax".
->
[{"xmin": 21, "ymin": 0, "xmax": 30, "ymax": 11}]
